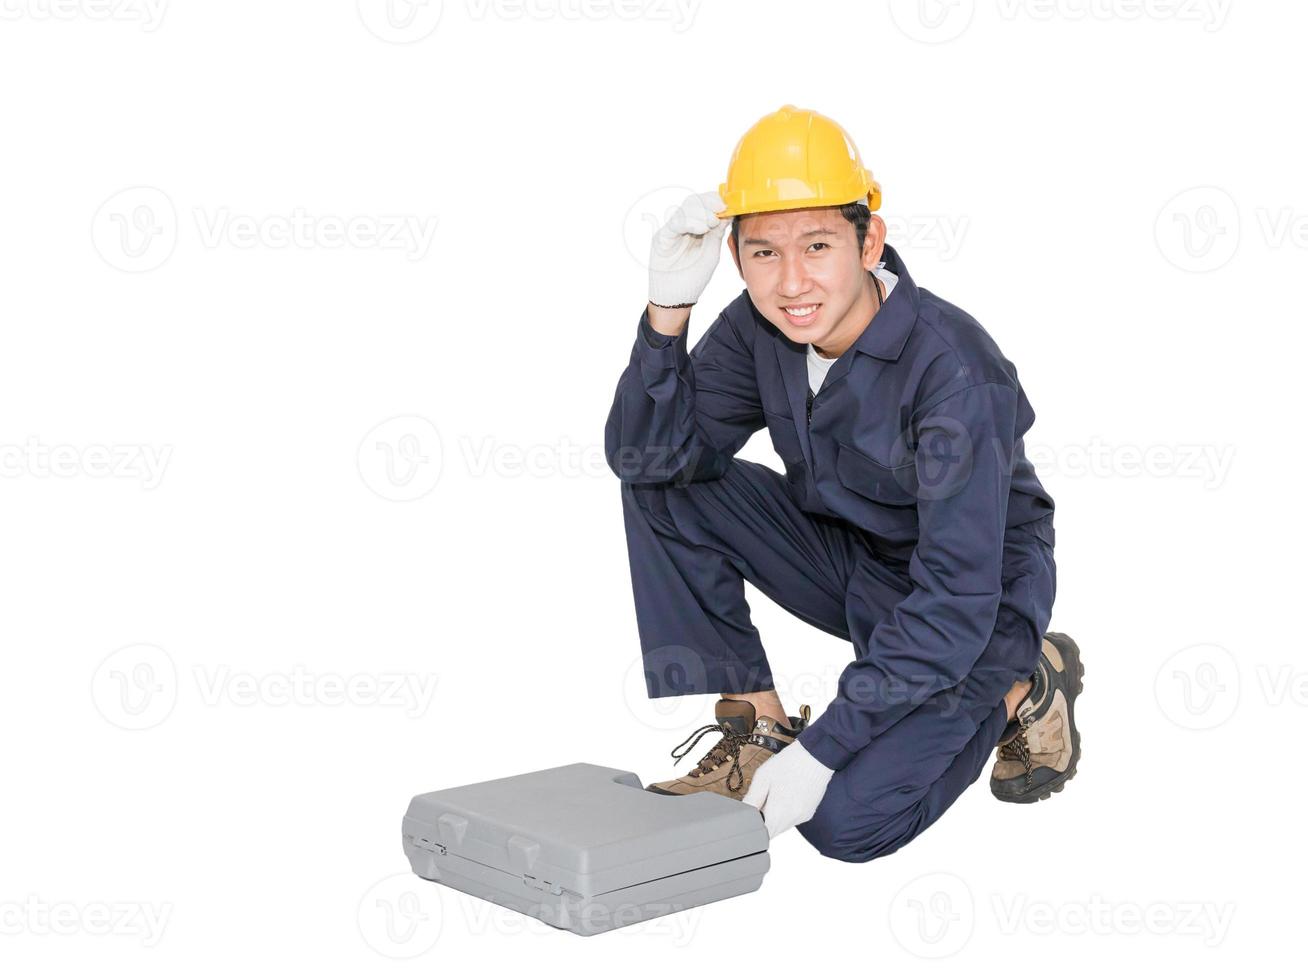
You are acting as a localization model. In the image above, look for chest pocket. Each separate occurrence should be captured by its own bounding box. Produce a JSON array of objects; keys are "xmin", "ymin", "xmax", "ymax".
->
[
  {"xmin": 833, "ymin": 441, "xmax": 919, "ymax": 544},
  {"xmin": 835, "ymin": 442, "xmax": 916, "ymax": 503}
]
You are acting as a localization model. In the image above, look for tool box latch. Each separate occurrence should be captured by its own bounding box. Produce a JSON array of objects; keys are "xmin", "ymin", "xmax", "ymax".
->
[
  {"xmin": 413, "ymin": 837, "xmax": 447, "ymax": 856},
  {"xmin": 521, "ymin": 875, "xmax": 563, "ymax": 896}
]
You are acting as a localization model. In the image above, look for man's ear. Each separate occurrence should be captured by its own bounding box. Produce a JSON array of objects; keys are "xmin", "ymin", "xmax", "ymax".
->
[
  {"xmin": 726, "ymin": 227, "xmax": 743, "ymax": 278},
  {"xmin": 861, "ymin": 214, "xmax": 887, "ymax": 271}
]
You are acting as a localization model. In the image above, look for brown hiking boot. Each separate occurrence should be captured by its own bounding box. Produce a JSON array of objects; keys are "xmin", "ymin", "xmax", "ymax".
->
[
  {"xmin": 646, "ymin": 698, "xmax": 812, "ymax": 800},
  {"xmin": 991, "ymin": 632, "xmax": 1084, "ymax": 804}
]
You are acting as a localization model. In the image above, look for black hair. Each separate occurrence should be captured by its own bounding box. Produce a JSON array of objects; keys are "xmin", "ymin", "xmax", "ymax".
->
[{"xmin": 730, "ymin": 200, "xmax": 872, "ymax": 259}]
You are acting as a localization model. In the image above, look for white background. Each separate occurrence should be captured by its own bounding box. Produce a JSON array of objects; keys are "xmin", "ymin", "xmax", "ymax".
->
[{"xmin": 1, "ymin": 0, "xmax": 1302, "ymax": 973}]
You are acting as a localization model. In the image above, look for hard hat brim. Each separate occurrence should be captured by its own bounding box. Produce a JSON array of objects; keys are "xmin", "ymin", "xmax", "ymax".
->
[{"xmin": 714, "ymin": 184, "xmax": 882, "ymax": 220}]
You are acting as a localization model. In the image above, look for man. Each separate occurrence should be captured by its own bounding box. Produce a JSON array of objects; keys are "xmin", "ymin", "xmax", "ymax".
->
[{"xmin": 604, "ymin": 105, "xmax": 1082, "ymax": 862}]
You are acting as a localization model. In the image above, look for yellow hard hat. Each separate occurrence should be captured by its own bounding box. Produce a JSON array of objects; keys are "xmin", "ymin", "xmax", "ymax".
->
[{"xmin": 716, "ymin": 104, "xmax": 881, "ymax": 219}]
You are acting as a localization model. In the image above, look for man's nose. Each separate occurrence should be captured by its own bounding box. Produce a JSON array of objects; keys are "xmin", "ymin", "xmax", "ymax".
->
[{"xmin": 779, "ymin": 251, "xmax": 809, "ymax": 297}]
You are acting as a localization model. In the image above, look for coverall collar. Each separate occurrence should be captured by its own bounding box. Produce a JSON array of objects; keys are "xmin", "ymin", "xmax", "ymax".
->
[{"xmin": 846, "ymin": 242, "xmax": 916, "ymax": 363}]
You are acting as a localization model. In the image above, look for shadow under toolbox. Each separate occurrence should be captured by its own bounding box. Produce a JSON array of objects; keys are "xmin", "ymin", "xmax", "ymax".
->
[{"xmin": 401, "ymin": 762, "xmax": 770, "ymax": 936}]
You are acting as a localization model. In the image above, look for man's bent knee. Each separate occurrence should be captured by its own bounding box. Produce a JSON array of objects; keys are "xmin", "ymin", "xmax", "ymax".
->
[{"xmin": 797, "ymin": 779, "xmax": 927, "ymax": 864}]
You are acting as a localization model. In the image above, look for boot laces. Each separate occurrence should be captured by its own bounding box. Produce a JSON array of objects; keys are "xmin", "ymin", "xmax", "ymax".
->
[
  {"xmin": 670, "ymin": 723, "xmax": 753, "ymax": 793},
  {"xmin": 998, "ymin": 707, "xmax": 1036, "ymax": 788}
]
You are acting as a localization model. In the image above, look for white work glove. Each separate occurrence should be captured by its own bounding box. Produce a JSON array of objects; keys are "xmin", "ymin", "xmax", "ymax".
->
[
  {"xmin": 742, "ymin": 741, "xmax": 835, "ymax": 839},
  {"xmin": 648, "ymin": 190, "xmax": 729, "ymax": 308}
]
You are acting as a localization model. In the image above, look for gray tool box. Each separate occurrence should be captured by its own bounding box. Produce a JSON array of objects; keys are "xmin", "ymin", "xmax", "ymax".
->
[{"xmin": 401, "ymin": 762, "xmax": 770, "ymax": 936}]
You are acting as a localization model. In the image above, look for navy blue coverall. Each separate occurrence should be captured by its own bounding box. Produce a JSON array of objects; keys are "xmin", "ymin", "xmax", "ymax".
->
[{"xmin": 604, "ymin": 244, "xmax": 1056, "ymax": 862}]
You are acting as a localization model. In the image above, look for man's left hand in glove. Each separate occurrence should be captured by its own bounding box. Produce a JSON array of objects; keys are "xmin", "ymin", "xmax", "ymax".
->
[{"xmin": 741, "ymin": 740, "xmax": 834, "ymax": 839}]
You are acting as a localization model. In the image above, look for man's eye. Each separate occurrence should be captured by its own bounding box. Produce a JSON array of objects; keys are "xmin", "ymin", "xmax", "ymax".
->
[
  {"xmin": 809, "ymin": 242, "xmax": 830, "ymax": 252},
  {"xmin": 753, "ymin": 249, "xmax": 774, "ymax": 258}
]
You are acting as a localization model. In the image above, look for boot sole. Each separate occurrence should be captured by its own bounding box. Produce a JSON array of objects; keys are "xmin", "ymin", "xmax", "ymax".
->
[
  {"xmin": 645, "ymin": 783, "xmax": 749, "ymax": 801},
  {"xmin": 992, "ymin": 632, "xmax": 1084, "ymax": 804}
]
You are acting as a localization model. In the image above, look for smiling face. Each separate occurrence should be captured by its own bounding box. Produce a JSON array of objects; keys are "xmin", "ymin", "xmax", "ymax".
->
[{"xmin": 727, "ymin": 204, "xmax": 887, "ymax": 358}]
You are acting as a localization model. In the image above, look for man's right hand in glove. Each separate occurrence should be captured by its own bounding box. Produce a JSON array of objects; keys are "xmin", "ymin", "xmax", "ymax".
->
[{"xmin": 646, "ymin": 190, "xmax": 730, "ymax": 336}]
